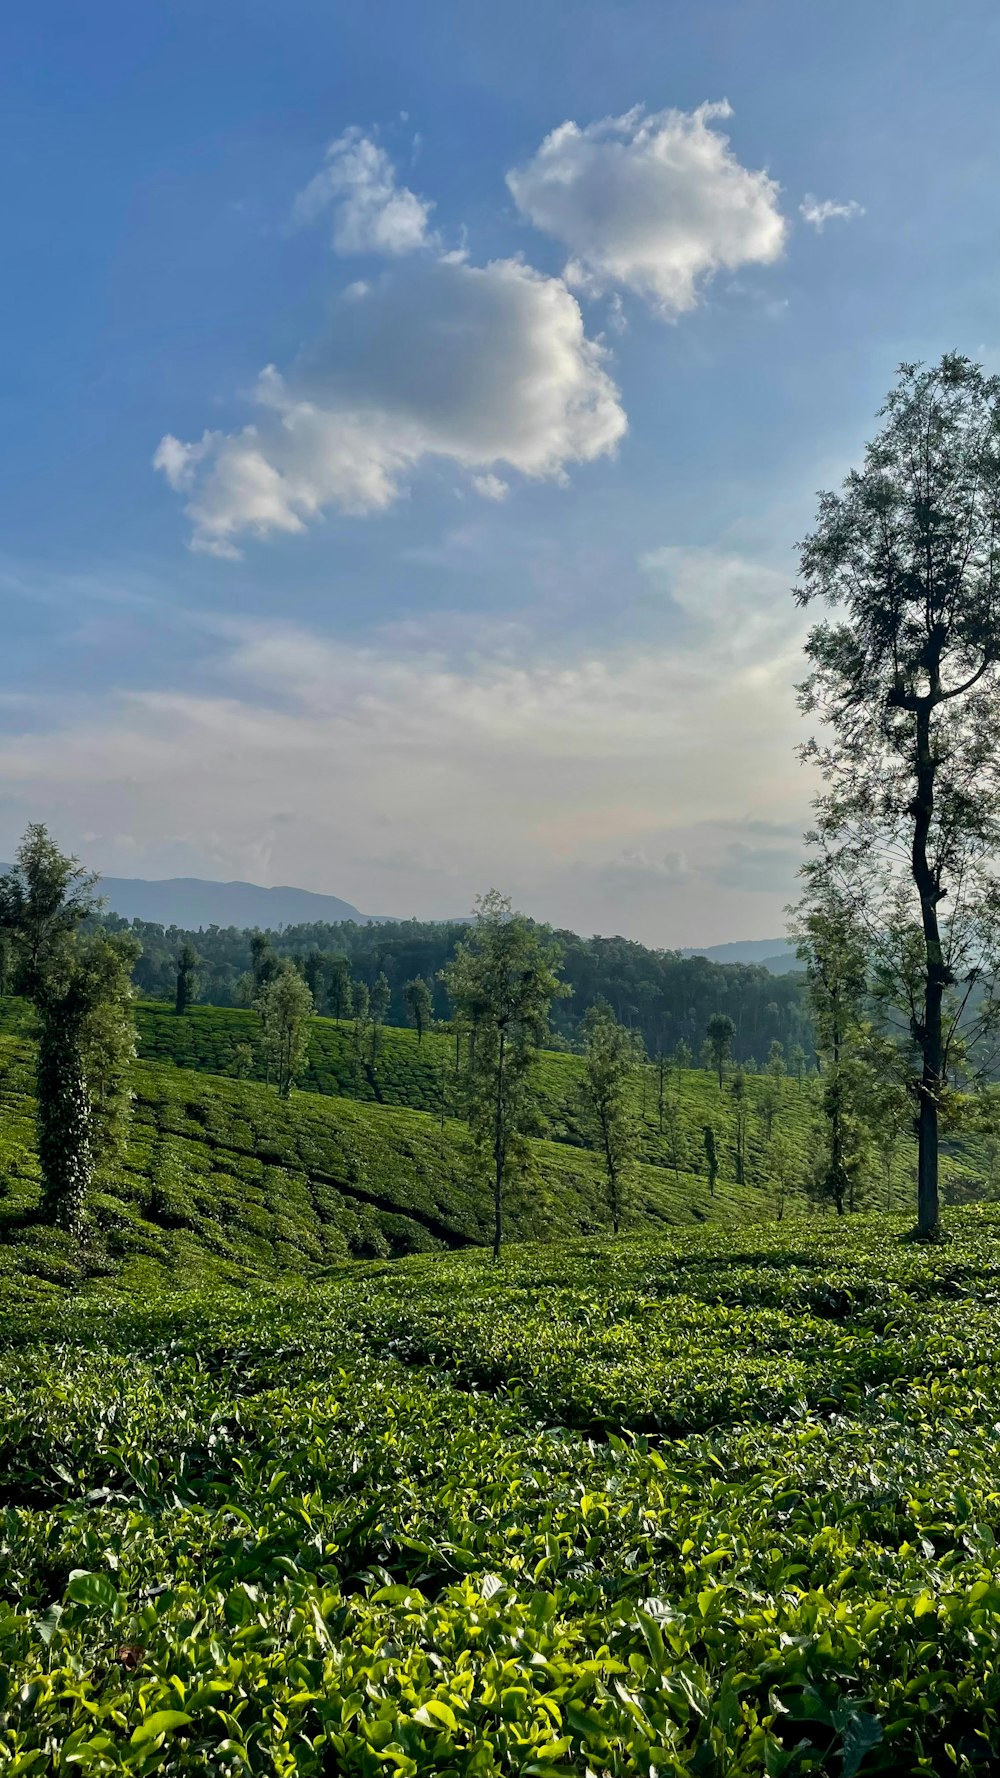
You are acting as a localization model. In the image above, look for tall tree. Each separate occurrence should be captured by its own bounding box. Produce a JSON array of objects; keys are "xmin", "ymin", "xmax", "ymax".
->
[
  {"xmin": 759, "ymin": 1039, "xmax": 787, "ymax": 1141},
  {"xmin": 174, "ymin": 941, "xmax": 200, "ymax": 1015},
  {"xmin": 797, "ymin": 356, "xmax": 1000, "ymax": 1237},
  {"xmin": 404, "ymin": 976, "xmax": 434, "ymax": 1044},
  {"xmin": 579, "ymin": 1000, "xmax": 638, "ymax": 1233},
  {"xmin": 702, "ymin": 1122, "xmax": 719, "ymax": 1198},
  {"xmin": 300, "ymin": 950, "xmax": 327, "ymax": 1013},
  {"xmin": 791, "ymin": 876, "xmax": 870, "ymax": 1216},
  {"xmin": 351, "ymin": 979, "xmax": 370, "ymax": 1089},
  {"xmin": 706, "ymin": 1013, "xmax": 736, "ymax": 1089},
  {"xmin": 36, "ymin": 933, "xmax": 139, "ymax": 1235},
  {"xmin": 0, "ymin": 828, "xmax": 137, "ymax": 1238},
  {"xmin": 730, "ymin": 1068, "xmax": 749, "ymax": 1185},
  {"xmin": 370, "ymin": 971, "xmax": 391, "ymax": 1067},
  {"xmin": 256, "ymin": 963, "xmax": 313, "ymax": 1099},
  {"xmin": 250, "ymin": 932, "xmax": 280, "ymax": 994},
  {"xmin": 328, "ymin": 956, "xmax": 351, "ymax": 1022},
  {"xmin": 443, "ymin": 891, "xmax": 565, "ymax": 1260}
]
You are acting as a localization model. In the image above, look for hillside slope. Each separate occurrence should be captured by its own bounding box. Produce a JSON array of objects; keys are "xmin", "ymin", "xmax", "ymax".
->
[
  {"xmin": 0, "ymin": 1036, "xmax": 766, "ymax": 1299},
  {"xmin": 127, "ymin": 1002, "xmax": 996, "ymax": 1207}
]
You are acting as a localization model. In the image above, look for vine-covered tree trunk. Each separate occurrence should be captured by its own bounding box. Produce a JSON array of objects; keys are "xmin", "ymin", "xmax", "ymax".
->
[{"xmin": 37, "ymin": 1011, "xmax": 92, "ymax": 1240}]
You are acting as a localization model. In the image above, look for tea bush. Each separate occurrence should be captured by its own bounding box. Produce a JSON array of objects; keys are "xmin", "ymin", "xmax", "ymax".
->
[
  {"xmin": 0, "ymin": 1035, "xmax": 762, "ymax": 1297},
  {"xmin": 3, "ymin": 1210, "xmax": 1000, "ymax": 1772}
]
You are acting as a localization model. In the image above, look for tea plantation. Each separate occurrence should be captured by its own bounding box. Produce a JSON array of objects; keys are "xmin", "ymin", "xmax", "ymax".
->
[
  {"xmin": 0, "ymin": 997, "xmax": 987, "ymax": 1207},
  {"xmin": 4, "ymin": 1211, "xmax": 1000, "ymax": 1774},
  {"xmin": 0, "ymin": 1032, "xmax": 765, "ymax": 1300}
]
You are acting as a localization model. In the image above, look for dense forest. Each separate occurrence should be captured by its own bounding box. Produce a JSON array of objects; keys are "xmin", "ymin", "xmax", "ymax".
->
[{"xmin": 100, "ymin": 911, "xmax": 811, "ymax": 1063}]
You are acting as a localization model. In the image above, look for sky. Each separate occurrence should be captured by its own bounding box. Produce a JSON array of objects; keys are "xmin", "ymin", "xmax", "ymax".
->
[{"xmin": 1, "ymin": 0, "xmax": 998, "ymax": 945}]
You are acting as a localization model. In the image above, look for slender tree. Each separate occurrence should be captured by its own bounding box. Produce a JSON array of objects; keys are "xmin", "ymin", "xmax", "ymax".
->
[
  {"xmin": 791, "ymin": 876, "xmax": 870, "ymax": 1215},
  {"xmin": 759, "ymin": 1039, "xmax": 787, "ymax": 1141},
  {"xmin": 175, "ymin": 940, "xmax": 200, "ymax": 1015},
  {"xmin": 579, "ymin": 1000, "xmax": 638, "ymax": 1233},
  {"xmin": 250, "ymin": 931, "xmax": 280, "ymax": 994},
  {"xmin": 0, "ymin": 828, "xmax": 137, "ymax": 1238},
  {"xmin": 300, "ymin": 950, "xmax": 327, "ymax": 1013},
  {"xmin": 730, "ymin": 1068, "xmax": 749, "ymax": 1184},
  {"xmin": 706, "ymin": 1013, "xmax": 736, "ymax": 1089},
  {"xmin": 328, "ymin": 956, "xmax": 351, "ymax": 1021},
  {"xmin": 370, "ymin": 971, "xmax": 391, "ymax": 1067},
  {"xmin": 796, "ymin": 356, "xmax": 1000, "ymax": 1237},
  {"xmin": 257, "ymin": 962, "xmax": 313, "ymax": 1098},
  {"xmin": 443, "ymin": 891, "xmax": 565, "ymax": 1259},
  {"xmin": 404, "ymin": 976, "xmax": 434, "ymax": 1043},
  {"xmin": 702, "ymin": 1123, "xmax": 719, "ymax": 1197},
  {"xmin": 36, "ymin": 933, "xmax": 139, "ymax": 1235}
]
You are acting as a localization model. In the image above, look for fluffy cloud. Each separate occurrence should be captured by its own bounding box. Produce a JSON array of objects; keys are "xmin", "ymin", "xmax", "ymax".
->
[
  {"xmin": 293, "ymin": 128, "xmax": 433, "ymax": 255},
  {"xmin": 507, "ymin": 102, "xmax": 787, "ymax": 317},
  {"xmin": 799, "ymin": 194, "xmax": 864, "ymax": 231},
  {"xmin": 155, "ymin": 259, "xmax": 625, "ymax": 555}
]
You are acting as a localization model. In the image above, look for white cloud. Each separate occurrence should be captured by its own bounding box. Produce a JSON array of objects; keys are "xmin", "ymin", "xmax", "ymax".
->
[
  {"xmin": 156, "ymin": 259, "xmax": 625, "ymax": 556},
  {"xmin": 293, "ymin": 128, "xmax": 433, "ymax": 255},
  {"xmin": 507, "ymin": 102, "xmax": 787, "ymax": 317},
  {"xmin": 471, "ymin": 473, "xmax": 509, "ymax": 501},
  {"xmin": 639, "ymin": 544, "xmax": 794, "ymax": 660},
  {"xmin": 799, "ymin": 194, "xmax": 864, "ymax": 231}
]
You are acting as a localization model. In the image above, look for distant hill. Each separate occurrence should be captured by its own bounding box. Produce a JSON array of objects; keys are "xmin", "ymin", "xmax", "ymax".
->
[
  {"xmin": 680, "ymin": 938, "xmax": 798, "ymax": 973},
  {"xmin": 91, "ymin": 874, "xmax": 369, "ymax": 930}
]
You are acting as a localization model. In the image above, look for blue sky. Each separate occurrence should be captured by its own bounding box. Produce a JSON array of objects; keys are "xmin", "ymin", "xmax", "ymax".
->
[{"xmin": 1, "ymin": 0, "xmax": 997, "ymax": 941}]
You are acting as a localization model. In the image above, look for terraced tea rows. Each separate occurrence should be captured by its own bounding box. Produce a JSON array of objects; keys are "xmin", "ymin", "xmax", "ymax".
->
[
  {"xmin": 0, "ymin": 997, "xmax": 992, "ymax": 1209},
  {"xmin": 3, "ymin": 1211, "xmax": 1000, "ymax": 1773},
  {"xmin": 0, "ymin": 1036, "xmax": 762, "ymax": 1297}
]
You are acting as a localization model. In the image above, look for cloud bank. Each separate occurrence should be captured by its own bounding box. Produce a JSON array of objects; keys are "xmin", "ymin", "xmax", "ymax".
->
[{"xmin": 0, "ymin": 550, "xmax": 811, "ymax": 942}]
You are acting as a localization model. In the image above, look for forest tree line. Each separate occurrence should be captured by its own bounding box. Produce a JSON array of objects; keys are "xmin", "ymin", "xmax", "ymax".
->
[{"xmin": 96, "ymin": 910, "xmax": 813, "ymax": 1066}]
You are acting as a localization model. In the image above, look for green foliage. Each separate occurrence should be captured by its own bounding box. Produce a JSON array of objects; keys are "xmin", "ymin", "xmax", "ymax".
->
[
  {"xmin": 444, "ymin": 892, "xmax": 567, "ymax": 1258},
  {"xmin": 256, "ymin": 963, "xmax": 313, "ymax": 1099},
  {"xmin": 0, "ymin": 823, "xmax": 99, "ymax": 998},
  {"xmin": 706, "ymin": 1012, "xmax": 736, "ymax": 1088},
  {"xmin": 792, "ymin": 879, "xmax": 871, "ymax": 1215},
  {"xmin": 174, "ymin": 941, "xmax": 199, "ymax": 1016},
  {"xmin": 404, "ymin": 976, "xmax": 434, "ymax": 1043},
  {"xmin": 579, "ymin": 1001, "xmax": 638, "ymax": 1232},
  {"xmin": 797, "ymin": 355, "xmax": 1000, "ymax": 1236},
  {"xmin": 4, "ymin": 1211, "xmax": 1000, "ymax": 1771},
  {"xmin": 2, "ymin": 995, "xmax": 990, "ymax": 1212},
  {"xmin": 105, "ymin": 909, "xmax": 811, "ymax": 1065},
  {"xmin": 0, "ymin": 832, "xmax": 138, "ymax": 1239}
]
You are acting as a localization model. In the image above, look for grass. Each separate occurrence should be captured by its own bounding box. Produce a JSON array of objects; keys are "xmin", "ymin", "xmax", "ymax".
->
[{"xmin": 3, "ymin": 1209, "xmax": 1000, "ymax": 1772}]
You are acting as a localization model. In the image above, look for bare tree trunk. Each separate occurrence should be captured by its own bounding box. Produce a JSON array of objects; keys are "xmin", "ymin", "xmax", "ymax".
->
[
  {"xmin": 492, "ymin": 1029, "xmax": 505, "ymax": 1260},
  {"xmin": 912, "ymin": 701, "xmax": 943, "ymax": 1239}
]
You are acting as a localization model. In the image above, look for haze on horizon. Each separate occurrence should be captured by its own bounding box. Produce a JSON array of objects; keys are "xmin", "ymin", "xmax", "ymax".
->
[{"xmin": 1, "ymin": 0, "xmax": 997, "ymax": 948}]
